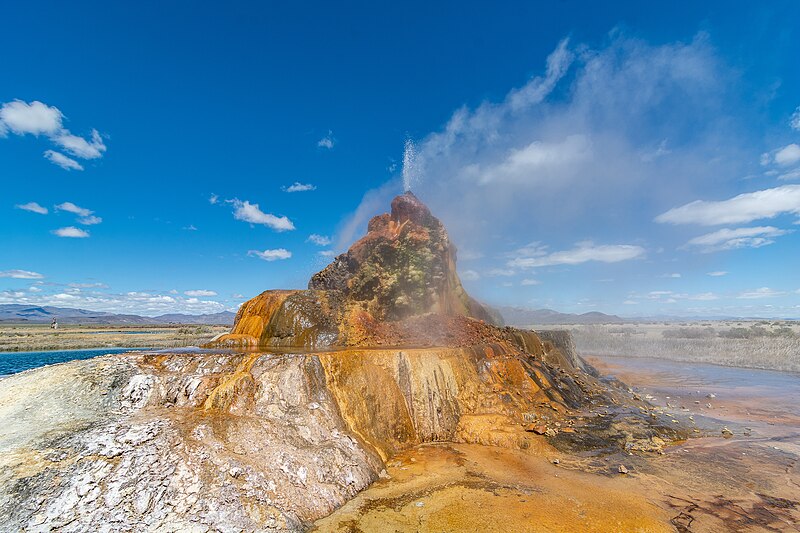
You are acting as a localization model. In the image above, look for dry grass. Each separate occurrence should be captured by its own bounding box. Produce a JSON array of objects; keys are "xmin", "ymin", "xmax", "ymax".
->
[
  {"xmin": 0, "ymin": 324, "xmax": 230, "ymax": 352},
  {"xmin": 527, "ymin": 321, "xmax": 800, "ymax": 373}
]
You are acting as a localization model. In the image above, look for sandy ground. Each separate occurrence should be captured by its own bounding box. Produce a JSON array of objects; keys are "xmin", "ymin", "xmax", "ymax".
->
[
  {"xmin": 315, "ymin": 355, "xmax": 800, "ymax": 532},
  {"xmin": 0, "ymin": 324, "xmax": 229, "ymax": 352}
]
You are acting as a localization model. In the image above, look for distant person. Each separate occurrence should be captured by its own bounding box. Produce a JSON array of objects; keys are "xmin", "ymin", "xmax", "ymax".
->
[{"xmin": 51, "ymin": 317, "xmax": 58, "ymax": 330}]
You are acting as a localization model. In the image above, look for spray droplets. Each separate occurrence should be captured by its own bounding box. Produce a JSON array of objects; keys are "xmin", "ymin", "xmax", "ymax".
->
[{"xmin": 402, "ymin": 138, "xmax": 419, "ymax": 192}]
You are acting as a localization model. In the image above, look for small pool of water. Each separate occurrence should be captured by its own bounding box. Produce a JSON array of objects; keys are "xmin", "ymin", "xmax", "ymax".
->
[{"xmin": 0, "ymin": 348, "xmax": 149, "ymax": 376}]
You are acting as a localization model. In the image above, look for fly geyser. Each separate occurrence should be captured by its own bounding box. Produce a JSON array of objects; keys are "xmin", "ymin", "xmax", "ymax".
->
[
  {"xmin": 0, "ymin": 193, "xmax": 683, "ymax": 532},
  {"xmin": 214, "ymin": 192, "xmax": 497, "ymax": 350}
]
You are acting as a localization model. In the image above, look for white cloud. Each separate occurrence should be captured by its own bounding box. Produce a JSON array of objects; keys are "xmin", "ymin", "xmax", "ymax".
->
[
  {"xmin": 78, "ymin": 215, "xmax": 103, "ymax": 225},
  {"xmin": 209, "ymin": 193, "xmax": 219, "ymax": 204},
  {"xmin": 248, "ymin": 248, "xmax": 292, "ymax": 261},
  {"xmin": 475, "ymin": 134, "xmax": 593, "ymax": 185},
  {"xmin": 15, "ymin": 202, "xmax": 48, "ymax": 214},
  {"xmin": 685, "ymin": 226, "xmax": 791, "ymax": 252},
  {"xmin": 56, "ymin": 201, "xmax": 92, "ymax": 217},
  {"xmin": 508, "ymin": 242, "xmax": 645, "ymax": 268},
  {"xmin": 486, "ymin": 268, "xmax": 515, "ymax": 277},
  {"xmin": 660, "ymin": 273, "xmax": 681, "ymax": 278},
  {"xmin": 623, "ymin": 300, "xmax": 638, "ymax": 305},
  {"xmin": 185, "ymin": 289, "xmax": 217, "ymax": 297},
  {"xmin": 689, "ymin": 292, "xmax": 719, "ymax": 301},
  {"xmin": 655, "ymin": 185, "xmax": 800, "ymax": 226},
  {"xmin": 778, "ymin": 168, "xmax": 800, "ymax": 181},
  {"xmin": 792, "ymin": 106, "xmax": 800, "ymax": 131},
  {"xmin": 53, "ymin": 129, "xmax": 106, "ymax": 159},
  {"xmin": 0, "ymin": 100, "xmax": 62, "ymax": 135},
  {"xmin": 707, "ymin": 271, "xmax": 728, "ymax": 276},
  {"xmin": 460, "ymin": 269, "xmax": 480, "ymax": 281},
  {"xmin": 521, "ymin": 278, "xmax": 541, "ymax": 286},
  {"xmin": 230, "ymin": 199, "xmax": 295, "ymax": 231},
  {"xmin": 282, "ymin": 182, "xmax": 317, "ymax": 193},
  {"xmin": 317, "ymin": 130, "xmax": 335, "ymax": 149},
  {"xmin": 307, "ymin": 234, "xmax": 332, "ymax": 246},
  {"xmin": 52, "ymin": 226, "xmax": 89, "ymax": 238},
  {"xmin": 318, "ymin": 250, "xmax": 336, "ymax": 258},
  {"xmin": 737, "ymin": 287, "xmax": 785, "ymax": 299},
  {"xmin": 774, "ymin": 144, "xmax": 800, "ymax": 166},
  {"xmin": 183, "ymin": 224, "xmax": 197, "ymax": 231},
  {"xmin": 1, "ymin": 100, "xmax": 107, "ymax": 170},
  {"xmin": 44, "ymin": 150, "xmax": 83, "ymax": 170},
  {"xmin": 0, "ymin": 288, "xmax": 227, "ymax": 315},
  {"xmin": 0, "ymin": 269, "xmax": 44, "ymax": 279}
]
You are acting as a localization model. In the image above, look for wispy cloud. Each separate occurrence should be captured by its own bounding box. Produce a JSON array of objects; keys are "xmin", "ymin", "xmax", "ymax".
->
[
  {"xmin": 508, "ymin": 242, "xmax": 645, "ymax": 269},
  {"xmin": 184, "ymin": 289, "xmax": 217, "ymax": 297},
  {"xmin": 229, "ymin": 199, "xmax": 295, "ymax": 231},
  {"xmin": 307, "ymin": 234, "xmax": 332, "ymax": 246},
  {"xmin": 1, "ymin": 100, "xmax": 107, "ymax": 170},
  {"xmin": 247, "ymin": 248, "xmax": 292, "ymax": 261},
  {"xmin": 685, "ymin": 226, "xmax": 791, "ymax": 252},
  {"xmin": 52, "ymin": 226, "xmax": 89, "ymax": 238},
  {"xmin": 0, "ymin": 269, "xmax": 44, "ymax": 279},
  {"xmin": 707, "ymin": 271, "xmax": 728, "ymax": 276},
  {"xmin": 737, "ymin": 287, "xmax": 785, "ymax": 299},
  {"xmin": 460, "ymin": 269, "xmax": 480, "ymax": 281},
  {"xmin": 15, "ymin": 202, "xmax": 48, "ymax": 215},
  {"xmin": 209, "ymin": 193, "xmax": 219, "ymax": 205},
  {"xmin": 317, "ymin": 130, "xmax": 335, "ymax": 149},
  {"xmin": 44, "ymin": 150, "xmax": 83, "ymax": 170},
  {"xmin": 655, "ymin": 185, "xmax": 800, "ymax": 226},
  {"xmin": 521, "ymin": 278, "xmax": 541, "ymax": 286},
  {"xmin": 660, "ymin": 273, "xmax": 681, "ymax": 278},
  {"xmin": 792, "ymin": 106, "xmax": 800, "ymax": 131},
  {"xmin": 282, "ymin": 182, "xmax": 317, "ymax": 193},
  {"xmin": 55, "ymin": 201, "xmax": 92, "ymax": 217}
]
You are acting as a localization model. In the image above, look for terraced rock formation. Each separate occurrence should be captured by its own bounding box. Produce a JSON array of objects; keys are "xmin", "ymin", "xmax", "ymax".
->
[{"xmin": 0, "ymin": 193, "xmax": 682, "ymax": 532}]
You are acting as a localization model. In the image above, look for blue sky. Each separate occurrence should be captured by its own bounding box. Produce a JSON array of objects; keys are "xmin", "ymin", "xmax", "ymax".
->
[{"xmin": 1, "ymin": 1, "xmax": 799, "ymax": 318}]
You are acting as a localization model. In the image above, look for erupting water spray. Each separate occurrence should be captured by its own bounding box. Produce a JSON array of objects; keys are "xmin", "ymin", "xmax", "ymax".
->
[{"xmin": 402, "ymin": 137, "xmax": 419, "ymax": 192}]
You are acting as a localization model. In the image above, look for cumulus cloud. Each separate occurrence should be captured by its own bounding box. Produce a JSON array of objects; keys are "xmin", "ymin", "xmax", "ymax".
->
[
  {"xmin": 508, "ymin": 242, "xmax": 645, "ymax": 269},
  {"xmin": 774, "ymin": 144, "xmax": 800, "ymax": 166},
  {"xmin": 307, "ymin": 234, "xmax": 332, "ymax": 246},
  {"xmin": 655, "ymin": 185, "xmax": 800, "ymax": 226},
  {"xmin": 184, "ymin": 289, "xmax": 217, "ymax": 297},
  {"xmin": 248, "ymin": 248, "xmax": 292, "ymax": 261},
  {"xmin": 52, "ymin": 226, "xmax": 89, "ymax": 238},
  {"xmin": 15, "ymin": 202, "xmax": 48, "ymax": 214},
  {"xmin": 282, "ymin": 182, "xmax": 317, "ymax": 193},
  {"xmin": 44, "ymin": 150, "xmax": 83, "ymax": 170},
  {"xmin": 685, "ymin": 226, "xmax": 791, "ymax": 252},
  {"xmin": 0, "ymin": 269, "xmax": 44, "ymax": 279},
  {"xmin": 0, "ymin": 100, "xmax": 62, "ymax": 135},
  {"xmin": 317, "ymin": 130, "xmax": 335, "ymax": 149},
  {"xmin": 230, "ymin": 199, "xmax": 295, "ymax": 231},
  {"xmin": 737, "ymin": 287, "xmax": 785, "ymax": 299},
  {"xmin": 1, "ymin": 100, "xmax": 107, "ymax": 170}
]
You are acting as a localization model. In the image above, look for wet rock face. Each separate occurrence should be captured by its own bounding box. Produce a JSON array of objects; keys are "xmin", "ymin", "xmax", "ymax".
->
[{"xmin": 310, "ymin": 191, "xmax": 493, "ymax": 323}]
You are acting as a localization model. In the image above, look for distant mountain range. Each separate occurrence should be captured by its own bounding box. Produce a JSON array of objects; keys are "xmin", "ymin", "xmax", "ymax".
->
[
  {"xmin": 496, "ymin": 306, "xmax": 625, "ymax": 326},
  {"xmin": 0, "ymin": 305, "xmax": 236, "ymax": 325}
]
